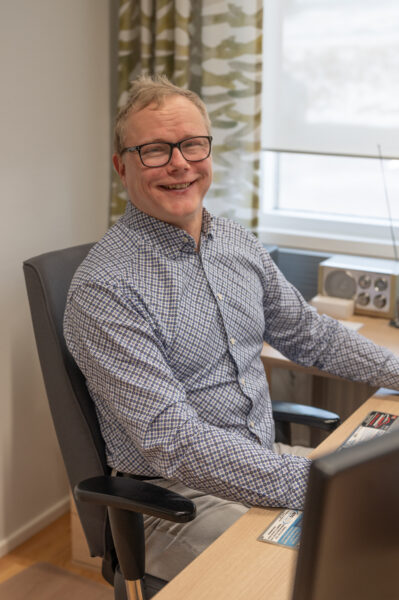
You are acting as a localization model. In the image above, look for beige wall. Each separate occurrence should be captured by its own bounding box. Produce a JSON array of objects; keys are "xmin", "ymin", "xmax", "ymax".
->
[{"xmin": 0, "ymin": 0, "xmax": 111, "ymax": 554}]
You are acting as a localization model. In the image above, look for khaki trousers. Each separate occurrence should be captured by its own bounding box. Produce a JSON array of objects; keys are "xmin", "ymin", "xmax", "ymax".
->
[{"xmin": 144, "ymin": 442, "xmax": 312, "ymax": 581}]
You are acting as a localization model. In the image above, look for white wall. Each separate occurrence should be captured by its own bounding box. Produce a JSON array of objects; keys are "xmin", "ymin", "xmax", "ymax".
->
[{"xmin": 0, "ymin": 0, "xmax": 111, "ymax": 554}]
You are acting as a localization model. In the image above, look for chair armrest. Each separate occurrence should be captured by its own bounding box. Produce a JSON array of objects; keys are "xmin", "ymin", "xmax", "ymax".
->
[
  {"xmin": 272, "ymin": 401, "xmax": 340, "ymax": 432},
  {"xmin": 76, "ymin": 476, "xmax": 196, "ymax": 584},
  {"xmin": 75, "ymin": 476, "xmax": 196, "ymax": 523}
]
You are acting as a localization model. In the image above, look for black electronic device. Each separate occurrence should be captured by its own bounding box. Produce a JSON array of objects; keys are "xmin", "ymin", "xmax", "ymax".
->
[{"xmin": 292, "ymin": 429, "xmax": 399, "ymax": 600}]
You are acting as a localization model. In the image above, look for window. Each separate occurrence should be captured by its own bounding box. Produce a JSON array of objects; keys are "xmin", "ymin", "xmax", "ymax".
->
[{"xmin": 259, "ymin": 0, "xmax": 399, "ymax": 258}]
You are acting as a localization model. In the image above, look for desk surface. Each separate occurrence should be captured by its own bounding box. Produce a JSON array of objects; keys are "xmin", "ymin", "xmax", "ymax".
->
[
  {"xmin": 261, "ymin": 315, "xmax": 399, "ymax": 376},
  {"xmin": 153, "ymin": 393, "xmax": 399, "ymax": 600}
]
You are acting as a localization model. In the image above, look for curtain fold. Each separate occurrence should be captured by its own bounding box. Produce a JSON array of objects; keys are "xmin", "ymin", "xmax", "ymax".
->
[{"xmin": 111, "ymin": 0, "xmax": 263, "ymax": 230}]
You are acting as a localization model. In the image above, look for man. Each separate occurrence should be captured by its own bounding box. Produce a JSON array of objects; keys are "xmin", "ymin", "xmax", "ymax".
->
[{"xmin": 64, "ymin": 75, "xmax": 399, "ymax": 581}]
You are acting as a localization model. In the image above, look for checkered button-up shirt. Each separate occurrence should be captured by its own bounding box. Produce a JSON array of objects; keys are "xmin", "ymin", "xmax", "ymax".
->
[{"xmin": 64, "ymin": 203, "xmax": 399, "ymax": 510}]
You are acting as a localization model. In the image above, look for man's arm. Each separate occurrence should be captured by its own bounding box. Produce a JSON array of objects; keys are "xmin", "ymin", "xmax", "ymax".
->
[
  {"xmin": 64, "ymin": 280, "xmax": 310, "ymax": 510},
  {"xmin": 260, "ymin": 250, "xmax": 399, "ymax": 390}
]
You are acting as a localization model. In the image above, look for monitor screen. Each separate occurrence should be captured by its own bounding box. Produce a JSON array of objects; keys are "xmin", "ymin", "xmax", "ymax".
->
[{"xmin": 292, "ymin": 429, "xmax": 399, "ymax": 600}]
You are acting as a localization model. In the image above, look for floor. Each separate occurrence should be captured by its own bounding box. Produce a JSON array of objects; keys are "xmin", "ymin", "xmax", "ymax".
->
[{"xmin": 0, "ymin": 512, "xmax": 110, "ymax": 588}]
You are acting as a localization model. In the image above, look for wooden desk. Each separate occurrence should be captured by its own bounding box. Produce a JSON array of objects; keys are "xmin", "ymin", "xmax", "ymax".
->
[{"xmin": 153, "ymin": 393, "xmax": 399, "ymax": 600}]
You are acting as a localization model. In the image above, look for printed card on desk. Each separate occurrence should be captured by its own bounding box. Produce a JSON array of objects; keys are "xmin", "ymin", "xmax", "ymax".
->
[
  {"xmin": 258, "ymin": 509, "xmax": 302, "ymax": 549},
  {"xmin": 340, "ymin": 411, "xmax": 399, "ymax": 449}
]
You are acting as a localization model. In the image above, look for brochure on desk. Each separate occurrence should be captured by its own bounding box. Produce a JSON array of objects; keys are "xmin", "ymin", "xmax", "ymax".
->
[{"xmin": 258, "ymin": 410, "xmax": 399, "ymax": 549}]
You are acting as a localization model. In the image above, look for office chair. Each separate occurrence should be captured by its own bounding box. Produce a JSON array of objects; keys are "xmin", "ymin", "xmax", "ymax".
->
[{"xmin": 23, "ymin": 243, "xmax": 340, "ymax": 600}]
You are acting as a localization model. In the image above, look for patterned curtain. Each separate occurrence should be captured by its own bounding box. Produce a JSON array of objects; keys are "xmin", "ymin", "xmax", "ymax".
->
[{"xmin": 111, "ymin": 0, "xmax": 263, "ymax": 230}]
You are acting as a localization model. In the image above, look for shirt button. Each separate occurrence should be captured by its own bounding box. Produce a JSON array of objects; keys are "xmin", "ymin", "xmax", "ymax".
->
[
  {"xmin": 217, "ymin": 293, "xmax": 223, "ymax": 300},
  {"xmin": 230, "ymin": 337, "xmax": 236, "ymax": 345},
  {"xmin": 182, "ymin": 236, "xmax": 189, "ymax": 243},
  {"xmin": 249, "ymin": 421, "xmax": 255, "ymax": 428},
  {"xmin": 240, "ymin": 378, "xmax": 245, "ymax": 385}
]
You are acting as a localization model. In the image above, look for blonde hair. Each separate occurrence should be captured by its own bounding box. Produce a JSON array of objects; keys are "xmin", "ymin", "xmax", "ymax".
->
[{"xmin": 113, "ymin": 74, "xmax": 211, "ymax": 154}]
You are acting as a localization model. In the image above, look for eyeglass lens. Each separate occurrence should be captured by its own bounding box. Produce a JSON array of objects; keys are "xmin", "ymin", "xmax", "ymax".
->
[{"xmin": 140, "ymin": 137, "xmax": 210, "ymax": 167}]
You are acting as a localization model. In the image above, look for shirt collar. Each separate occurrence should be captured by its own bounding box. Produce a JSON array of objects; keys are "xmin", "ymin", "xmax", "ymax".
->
[{"xmin": 120, "ymin": 202, "xmax": 214, "ymax": 256}]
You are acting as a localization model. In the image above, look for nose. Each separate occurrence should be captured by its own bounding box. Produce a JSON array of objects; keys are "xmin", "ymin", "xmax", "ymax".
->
[{"xmin": 168, "ymin": 146, "xmax": 189, "ymax": 169}]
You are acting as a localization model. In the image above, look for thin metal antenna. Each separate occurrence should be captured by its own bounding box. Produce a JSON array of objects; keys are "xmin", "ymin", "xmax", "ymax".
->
[
  {"xmin": 378, "ymin": 145, "xmax": 399, "ymax": 327},
  {"xmin": 378, "ymin": 144, "xmax": 398, "ymax": 262}
]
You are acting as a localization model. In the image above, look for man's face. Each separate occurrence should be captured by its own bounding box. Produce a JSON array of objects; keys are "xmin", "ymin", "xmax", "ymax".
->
[{"xmin": 113, "ymin": 95, "xmax": 213, "ymax": 234}]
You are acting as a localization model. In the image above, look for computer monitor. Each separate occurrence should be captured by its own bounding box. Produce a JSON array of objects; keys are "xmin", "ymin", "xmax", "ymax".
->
[{"xmin": 292, "ymin": 429, "xmax": 399, "ymax": 600}]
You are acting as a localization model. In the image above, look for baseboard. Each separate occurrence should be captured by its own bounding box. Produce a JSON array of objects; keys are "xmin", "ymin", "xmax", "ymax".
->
[{"xmin": 0, "ymin": 495, "xmax": 70, "ymax": 557}]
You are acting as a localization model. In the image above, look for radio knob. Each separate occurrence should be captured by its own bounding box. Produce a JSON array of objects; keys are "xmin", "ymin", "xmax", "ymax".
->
[
  {"xmin": 356, "ymin": 292, "xmax": 370, "ymax": 306},
  {"xmin": 373, "ymin": 294, "xmax": 387, "ymax": 309},
  {"xmin": 374, "ymin": 277, "xmax": 388, "ymax": 292},
  {"xmin": 358, "ymin": 274, "xmax": 371, "ymax": 289}
]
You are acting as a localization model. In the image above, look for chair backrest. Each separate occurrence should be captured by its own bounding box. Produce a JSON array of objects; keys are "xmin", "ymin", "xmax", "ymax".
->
[{"xmin": 23, "ymin": 243, "xmax": 110, "ymax": 557}]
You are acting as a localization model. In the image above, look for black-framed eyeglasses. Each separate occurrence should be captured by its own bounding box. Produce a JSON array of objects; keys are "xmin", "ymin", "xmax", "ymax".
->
[{"xmin": 120, "ymin": 135, "xmax": 213, "ymax": 168}]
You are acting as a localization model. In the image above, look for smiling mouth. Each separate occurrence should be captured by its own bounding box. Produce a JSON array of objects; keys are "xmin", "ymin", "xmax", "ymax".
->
[{"xmin": 161, "ymin": 182, "xmax": 193, "ymax": 190}]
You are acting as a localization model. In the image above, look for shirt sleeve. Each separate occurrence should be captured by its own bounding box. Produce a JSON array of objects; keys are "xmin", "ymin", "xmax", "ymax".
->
[
  {"xmin": 260, "ymin": 249, "xmax": 399, "ymax": 390},
  {"xmin": 64, "ymin": 280, "xmax": 310, "ymax": 510}
]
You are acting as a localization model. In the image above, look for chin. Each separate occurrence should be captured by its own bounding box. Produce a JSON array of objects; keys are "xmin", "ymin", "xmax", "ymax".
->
[{"xmin": 167, "ymin": 197, "xmax": 202, "ymax": 214}]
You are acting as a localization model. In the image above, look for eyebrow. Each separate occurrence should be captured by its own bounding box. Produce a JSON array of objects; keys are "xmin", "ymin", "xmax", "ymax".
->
[
  {"xmin": 142, "ymin": 139, "xmax": 168, "ymax": 144},
  {"xmin": 138, "ymin": 135, "xmax": 205, "ymax": 145}
]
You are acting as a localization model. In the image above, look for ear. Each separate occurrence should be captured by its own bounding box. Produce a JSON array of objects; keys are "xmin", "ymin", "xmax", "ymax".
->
[{"xmin": 112, "ymin": 153, "xmax": 126, "ymax": 186}]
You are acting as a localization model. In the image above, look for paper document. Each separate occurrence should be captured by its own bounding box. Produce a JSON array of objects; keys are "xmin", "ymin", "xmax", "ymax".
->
[{"xmin": 338, "ymin": 319, "xmax": 363, "ymax": 331}]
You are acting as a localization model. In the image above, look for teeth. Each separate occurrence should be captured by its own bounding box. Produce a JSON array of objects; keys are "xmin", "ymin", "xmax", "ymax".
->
[{"xmin": 165, "ymin": 183, "xmax": 191, "ymax": 190}]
